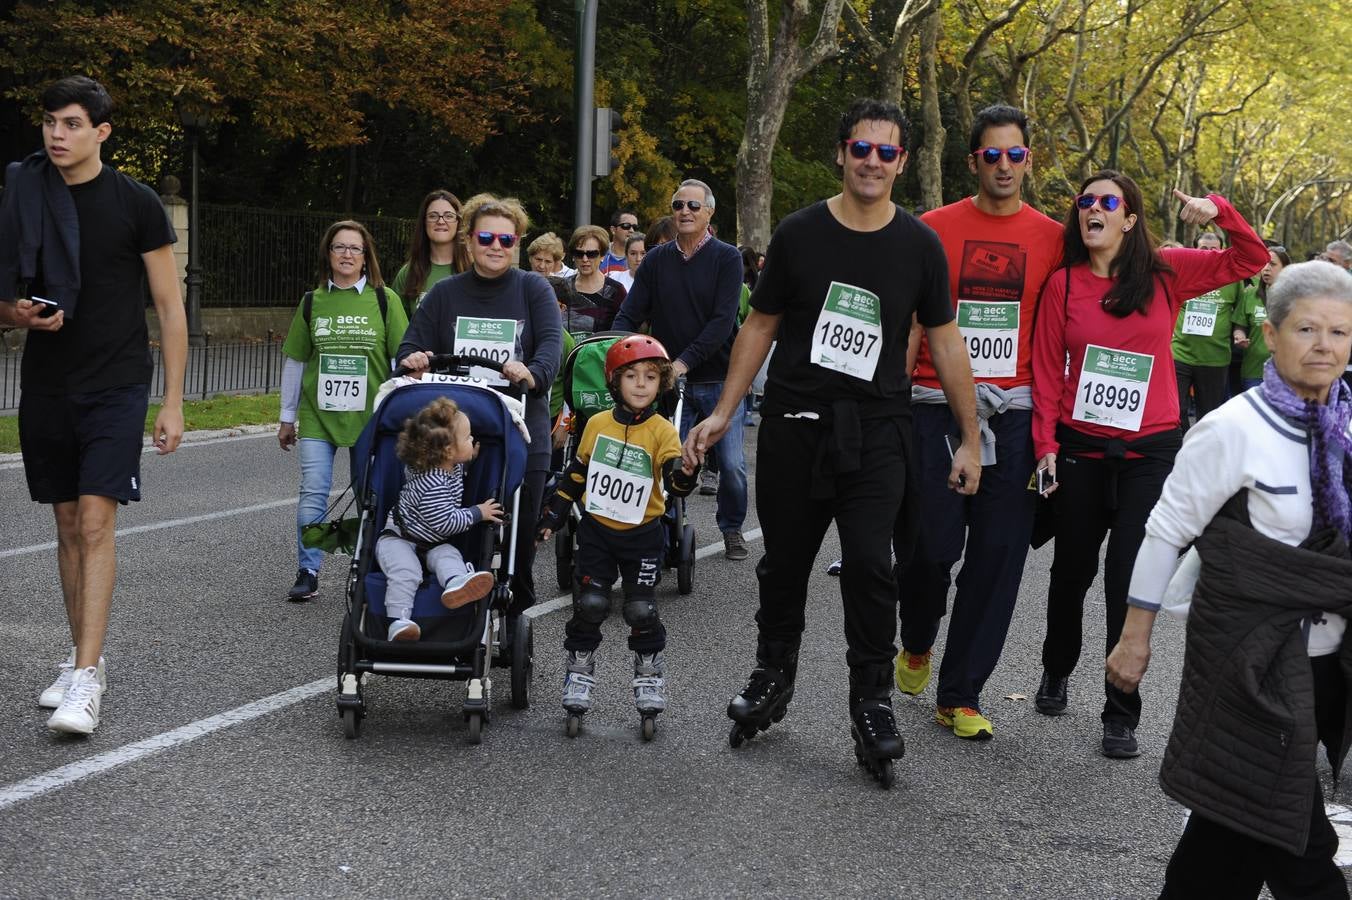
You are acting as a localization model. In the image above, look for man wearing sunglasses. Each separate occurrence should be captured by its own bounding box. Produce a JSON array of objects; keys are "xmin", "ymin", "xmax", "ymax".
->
[
  {"xmin": 896, "ymin": 104, "xmax": 1064, "ymax": 742},
  {"xmin": 602, "ymin": 210, "xmax": 639, "ymax": 276},
  {"xmin": 613, "ymin": 179, "xmax": 750, "ymax": 561},
  {"xmin": 683, "ymin": 99, "xmax": 981, "ymax": 784}
]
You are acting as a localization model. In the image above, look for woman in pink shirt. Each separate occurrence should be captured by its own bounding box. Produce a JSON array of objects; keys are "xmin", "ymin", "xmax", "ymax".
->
[{"xmin": 1029, "ymin": 170, "xmax": 1267, "ymax": 758}]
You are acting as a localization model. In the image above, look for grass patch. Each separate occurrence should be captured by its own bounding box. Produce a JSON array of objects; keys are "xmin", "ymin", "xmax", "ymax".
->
[{"xmin": 0, "ymin": 392, "xmax": 278, "ymax": 454}]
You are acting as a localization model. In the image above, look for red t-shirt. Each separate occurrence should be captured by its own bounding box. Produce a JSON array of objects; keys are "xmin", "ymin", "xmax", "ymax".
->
[
  {"xmin": 912, "ymin": 198, "xmax": 1064, "ymax": 390},
  {"xmin": 1030, "ymin": 195, "xmax": 1268, "ymax": 459}
]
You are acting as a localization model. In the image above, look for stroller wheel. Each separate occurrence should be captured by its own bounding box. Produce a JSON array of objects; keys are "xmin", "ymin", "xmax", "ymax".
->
[
  {"xmin": 677, "ymin": 525, "xmax": 696, "ymax": 595},
  {"xmin": 466, "ymin": 711, "xmax": 483, "ymax": 745},
  {"xmin": 510, "ymin": 617, "xmax": 534, "ymax": 709},
  {"xmin": 341, "ymin": 707, "xmax": 361, "ymax": 740}
]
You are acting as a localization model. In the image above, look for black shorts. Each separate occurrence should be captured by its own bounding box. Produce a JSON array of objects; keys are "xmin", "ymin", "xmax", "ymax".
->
[{"xmin": 19, "ymin": 383, "xmax": 150, "ymax": 504}]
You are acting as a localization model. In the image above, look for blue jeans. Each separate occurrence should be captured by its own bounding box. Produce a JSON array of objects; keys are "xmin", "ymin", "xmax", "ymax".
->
[
  {"xmin": 296, "ymin": 438, "xmax": 354, "ymax": 574},
  {"xmin": 679, "ymin": 381, "xmax": 748, "ymax": 533}
]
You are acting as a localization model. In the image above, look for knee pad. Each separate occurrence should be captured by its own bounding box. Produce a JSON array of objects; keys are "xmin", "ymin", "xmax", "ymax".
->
[
  {"xmin": 574, "ymin": 585, "xmax": 610, "ymax": 625},
  {"xmin": 622, "ymin": 598, "xmax": 660, "ymax": 630}
]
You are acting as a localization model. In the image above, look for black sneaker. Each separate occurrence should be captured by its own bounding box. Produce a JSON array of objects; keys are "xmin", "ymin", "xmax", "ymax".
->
[
  {"xmin": 1102, "ymin": 720, "xmax": 1140, "ymax": 758},
  {"xmin": 287, "ymin": 569, "xmax": 318, "ymax": 602},
  {"xmin": 1034, "ymin": 671, "xmax": 1068, "ymax": 716}
]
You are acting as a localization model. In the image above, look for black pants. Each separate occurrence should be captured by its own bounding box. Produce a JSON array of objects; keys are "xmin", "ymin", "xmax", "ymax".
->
[
  {"xmin": 897, "ymin": 405, "xmax": 1036, "ymax": 710},
  {"xmin": 564, "ymin": 515, "xmax": 666, "ymax": 653},
  {"xmin": 1159, "ymin": 656, "xmax": 1349, "ymax": 900},
  {"xmin": 509, "ymin": 468, "xmax": 547, "ymax": 617},
  {"xmin": 1175, "ymin": 361, "xmax": 1229, "ymax": 433},
  {"xmin": 1041, "ymin": 452, "xmax": 1173, "ymax": 726},
  {"xmin": 754, "ymin": 414, "xmax": 908, "ymax": 682}
]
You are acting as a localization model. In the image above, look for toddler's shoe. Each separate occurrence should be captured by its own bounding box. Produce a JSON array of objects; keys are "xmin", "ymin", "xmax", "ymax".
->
[
  {"xmin": 388, "ymin": 618, "xmax": 421, "ymax": 641},
  {"xmin": 442, "ymin": 571, "xmax": 495, "ymax": 609}
]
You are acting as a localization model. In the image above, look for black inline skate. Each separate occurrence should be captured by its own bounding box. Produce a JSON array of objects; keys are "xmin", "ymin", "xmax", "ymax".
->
[
  {"xmin": 849, "ymin": 666, "xmax": 905, "ymax": 789},
  {"xmin": 727, "ymin": 639, "xmax": 798, "ymax": 748}
]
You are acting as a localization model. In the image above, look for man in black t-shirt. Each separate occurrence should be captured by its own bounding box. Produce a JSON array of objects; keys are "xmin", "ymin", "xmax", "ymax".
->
[
  {"xmin": 0, "ymin": 76, "xmax": 187, "ymax": 736},
  {"xmin": 685, "ymin": 99, "xmax": 981, "ymax": 784}
]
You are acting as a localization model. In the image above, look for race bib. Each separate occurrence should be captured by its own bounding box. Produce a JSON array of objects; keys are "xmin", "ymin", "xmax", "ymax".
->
[
  {"xmin": 811, "ymin": 282, "xmax": 882, "ymax": 381},
  {"xmin": 1072, "ymin": 344, "xmax": 1152, "ymax": 431},
  {"xmin": 1181, "ymin": 297, "xmax": 1219, "ymax": 336},
  {"xmin": 1252, "ymin": 304, "xmax": 1267, "ymax": 326},
  {"xmin": 318, "ymin": 354, "xmax": 368, "ymax": 412},
  {"xmin": 455, "ymin": 316, "xmax": 518, "ymax": 386},
  {"xmin": 584, "ymin": 434, "xmax": 654, "ymax": 525},
  {"xmin": 958, "ymin": 301, "xmax": 1019, "ymax": 378}
]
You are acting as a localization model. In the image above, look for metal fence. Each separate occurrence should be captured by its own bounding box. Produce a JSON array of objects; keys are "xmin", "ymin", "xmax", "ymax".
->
[
  {"xmin": 1, "ymin": 332, "xmax": 287, "ymax": 412},
  {"xmin": 200, "ymin": 204, "xmax": 415, "ymax": 308}
]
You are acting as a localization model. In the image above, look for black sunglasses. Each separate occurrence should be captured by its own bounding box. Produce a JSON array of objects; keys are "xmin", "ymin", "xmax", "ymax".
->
[
  {"xmin": 671, "ymin": 199, "xmax": 704, "ymax": 212},
  {"xmin": 574, "ymin": 249, "xmax": 602, "ymax": 259},
  {"xmin": 615, "ymin": 222, "xmax": 637, "ymax": 231}
]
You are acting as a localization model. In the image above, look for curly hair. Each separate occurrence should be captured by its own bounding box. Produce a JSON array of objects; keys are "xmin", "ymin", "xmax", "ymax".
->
[
  {"xmin": 608, "ymin": 358, "xmax": 676, "ymax": 401},
  {"xmin": 460, "ymin": 193, "xmax": 531, "ymax": 238},
  {"xmin": 395, "ymin": 397, "xmax": 463, "ymax": 472}
]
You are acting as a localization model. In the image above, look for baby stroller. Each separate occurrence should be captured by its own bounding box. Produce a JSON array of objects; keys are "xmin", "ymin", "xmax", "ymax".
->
[
  {"xmin": 336, "ymin": 355, "xmax": 530, "ymax": 743},
  {"xmin": 550, "ymin": 331, "xmax": 696, "ymax": 597}
]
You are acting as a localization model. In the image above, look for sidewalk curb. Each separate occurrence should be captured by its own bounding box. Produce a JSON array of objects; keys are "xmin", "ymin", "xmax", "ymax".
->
[{"xmin": 0, "ymin": 423, "xmax": 274, "ymax": 466}]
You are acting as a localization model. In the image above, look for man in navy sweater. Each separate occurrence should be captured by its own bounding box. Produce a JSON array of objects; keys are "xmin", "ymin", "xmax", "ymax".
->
[{"xmin": 613, "ymin": 178, "xmax": 749, "ymax": 560}]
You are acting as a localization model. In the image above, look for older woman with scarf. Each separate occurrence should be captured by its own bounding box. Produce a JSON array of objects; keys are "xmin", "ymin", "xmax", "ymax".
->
[{"xmin": 1107, "ymin": 260, "xmax": 1352, "ymax": 899}]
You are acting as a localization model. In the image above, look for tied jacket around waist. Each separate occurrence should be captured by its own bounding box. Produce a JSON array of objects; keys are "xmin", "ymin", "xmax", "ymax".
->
[{"xmin": 1161, "ymin": 494, "xmax": 1352, "ymax": 856}]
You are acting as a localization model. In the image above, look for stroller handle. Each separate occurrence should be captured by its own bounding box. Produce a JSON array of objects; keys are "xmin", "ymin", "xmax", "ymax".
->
[{"xmin": 395, "ymin": 353, "xmax": 528, "ymax": 391}]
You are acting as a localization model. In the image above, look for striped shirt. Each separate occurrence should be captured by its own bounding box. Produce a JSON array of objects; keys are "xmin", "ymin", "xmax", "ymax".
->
[{"xmin": 389, "ymin": 464, "xmax": 481, "ymax": 544}]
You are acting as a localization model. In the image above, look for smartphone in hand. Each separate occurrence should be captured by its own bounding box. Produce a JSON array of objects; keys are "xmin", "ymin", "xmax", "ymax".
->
[
  {"xmin": 28, "ymin": 295, "xmax": 59, "ymax": 318},
  {"xmin": 1037, "ymin": 467, "xmax": 1057, "ymax": 496}
]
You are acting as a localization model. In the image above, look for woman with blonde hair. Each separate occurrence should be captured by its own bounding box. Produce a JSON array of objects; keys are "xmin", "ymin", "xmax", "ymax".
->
[{"xmin": 398, "ymin": 194, "xmax": 563, "ymax": 638}]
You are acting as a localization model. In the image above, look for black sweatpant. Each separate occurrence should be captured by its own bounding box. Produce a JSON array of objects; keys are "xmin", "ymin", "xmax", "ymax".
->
[
  {"xmin": 509, "ymin": 468, "xmax": 547, "ymax": 617},
  {"xmin": 1041, "ymin": 451, "xmax": 1173, "ymax": 727},
  {"xmin": 754, "ymin": 413, "xmax": 909, "ymax": 681},
  {"xmin": 897, "ymin": 405, "xmax": 1037, "ymax": 711},
  {"xmin": 564, "ymin": 515, "xmax": 666, "ymax": 654},
  {"xmin": 1158, "ymin": 655, "xmax": 1349, "ymax": 899},
  {"xmin": 1175, "ymin": 361, "xmax": 1229, "ymax": 433}
]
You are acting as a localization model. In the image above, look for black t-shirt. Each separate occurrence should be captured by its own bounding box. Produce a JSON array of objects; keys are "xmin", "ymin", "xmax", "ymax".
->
[
  {"xmin": 751, "ymin": 201, "xmax": 952, "ymax": 415},
  {"xmin": 22, "ymin": 165, "xmax": 176, "ymax": 394}
]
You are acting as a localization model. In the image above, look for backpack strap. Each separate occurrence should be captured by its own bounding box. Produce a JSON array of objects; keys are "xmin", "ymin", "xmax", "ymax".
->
[
  {"xmin": 302, "ymin": 290, "xmax": 315, "ymax": 326},
  {"xmin": 375, "ymin": 286, "xmax": 388, "ymax": 325}
]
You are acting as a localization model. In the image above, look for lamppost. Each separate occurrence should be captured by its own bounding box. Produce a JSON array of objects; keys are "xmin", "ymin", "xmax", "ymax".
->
[{"xmin": 177, "ymin": 107, "xmax": 205, "ymax": 347}]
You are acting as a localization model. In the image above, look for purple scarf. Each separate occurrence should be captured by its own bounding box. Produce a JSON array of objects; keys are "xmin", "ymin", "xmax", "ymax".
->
[{"xmin": 1261, "ymin": 358, "xmax": 1352, "ymax": 542}]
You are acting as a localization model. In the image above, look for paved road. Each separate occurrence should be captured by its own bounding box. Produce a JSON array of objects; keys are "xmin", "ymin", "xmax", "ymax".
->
[{"xmin": 0, "ymin": 424, "xmax": 1347, "ymax": 897}]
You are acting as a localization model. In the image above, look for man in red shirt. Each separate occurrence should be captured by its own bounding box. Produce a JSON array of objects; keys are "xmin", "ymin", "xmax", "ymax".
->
[{"xmin": 897, "ymin": 105, "xmax": 1063, "ymax": 740}]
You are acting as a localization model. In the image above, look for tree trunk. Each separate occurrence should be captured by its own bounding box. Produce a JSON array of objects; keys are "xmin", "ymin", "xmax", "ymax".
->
[
  {"xmin": 916, "ymin": 7, "xmax": 944, "ymax": 211},
  {"xmin": 735, "ymin": 0, "xmax": 847, "ymax": 250}
]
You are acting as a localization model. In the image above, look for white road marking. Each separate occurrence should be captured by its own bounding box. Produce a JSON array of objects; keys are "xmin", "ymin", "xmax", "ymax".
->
[
  {"xmin": 0, "ymin": 679, "xmax": 331, "ymax": 811},
  {"xmin": 0, "ymin": 528, "xmax": 765, "ymax": 810},
  {"xmin": 0, "ymin": 430, "xmax": 272, "ymax": 471},
  {"xmin": 0, "ymin": 491, "xmax": 344, "ymax": 560}
]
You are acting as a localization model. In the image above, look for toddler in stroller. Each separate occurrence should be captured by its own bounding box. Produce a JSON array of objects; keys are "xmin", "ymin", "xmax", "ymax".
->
[{"xmin": 374, "ymin": 396, "xmax": 503, "ymax": 641}]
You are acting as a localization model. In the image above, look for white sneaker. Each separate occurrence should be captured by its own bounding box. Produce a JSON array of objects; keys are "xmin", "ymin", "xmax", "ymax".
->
[
  {"xmin": 38, "ymin": 651, "xmax": 106, "ymax": 709},
  {"xmin": 387, "ymin": 618, "xmax": 421, "ymax": 641},
  {"xmin": 441, "ymin": 571, "xmax": 495, "ymax": 610},
  {"xmin": 47, "ymin": 666, "xmax": 102, "ymax": 734}
]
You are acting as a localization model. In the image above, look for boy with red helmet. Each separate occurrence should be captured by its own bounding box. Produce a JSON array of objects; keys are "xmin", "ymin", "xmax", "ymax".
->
[{"xmin": 537, "ymin": 335, "xmax": 700, "ymax": 737}]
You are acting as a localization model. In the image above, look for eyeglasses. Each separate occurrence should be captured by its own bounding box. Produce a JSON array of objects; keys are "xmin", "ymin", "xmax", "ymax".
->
[
  {"xmin": 573, "ymin": 249, "xmax": 602, "ymax": 259},
  {"xmin": 843, "ymin": 140, "xmax": 903, "ymax": 163},
  {"xmin": 616, "ymin": 222, "xmax": 637, "ymax": 231},
  {"xmin": 671, "ymin": 199, "xmax": 705, "ymax": 212},
  {"xmin": 330, "ymin": 243, "xmax": 365, "ymax": 256},
  {"xmin": 425, "ymin": 211, "xmax": 459, "ymax": 223},
  {"xmin": 1075, "ymin": 193, "xmax": 1125, "ymax": 213},
  {"xmin": 475, "ymin": 231, "xmax": 517, "ymax": 249},
  {"xmin": 974, "ymin": 146, "xmax": 1029, "ymax": 165}
]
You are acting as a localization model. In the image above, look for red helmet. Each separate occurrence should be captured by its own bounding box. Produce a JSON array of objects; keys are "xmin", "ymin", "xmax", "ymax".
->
[{"xmin": 604, "ymin": 335, "xmax": 671, "ymax": 382}]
